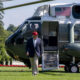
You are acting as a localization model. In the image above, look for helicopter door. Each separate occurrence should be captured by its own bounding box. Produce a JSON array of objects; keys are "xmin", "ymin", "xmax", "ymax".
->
[
  {"xmin": 42, "ymin": 21, "xmax": 58, "ymax": 50},
  {"xmin": 42, "ymin": 21, "xmax": 59, "ymax": 70}
]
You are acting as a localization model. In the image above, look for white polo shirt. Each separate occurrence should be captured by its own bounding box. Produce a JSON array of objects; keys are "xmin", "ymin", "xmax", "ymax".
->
[{"xmin": 33, "ymin": 38, "xmax": 37, "ymax": 47}]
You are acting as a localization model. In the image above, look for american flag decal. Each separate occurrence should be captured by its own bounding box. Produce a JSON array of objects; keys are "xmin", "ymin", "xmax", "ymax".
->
[{"xmin": 55, "ymin": 7, "xmax": 71, "ymax": 17}]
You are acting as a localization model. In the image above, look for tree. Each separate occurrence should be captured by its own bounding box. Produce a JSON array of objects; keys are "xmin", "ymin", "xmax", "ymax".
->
[
  {"xmin": 0, "ymin": 24, "xmax": 13, "ymax": 65},
  {"xmin": 7, "ymin": 24, "xmax": 17, "ymax": 32},
  {"xmin": 0, "ymin": 3, "xmax": 13, "ymax": 65},
  {"xmin": 0, "ymin": 25, "xmax": 5, "ymax": 37}
]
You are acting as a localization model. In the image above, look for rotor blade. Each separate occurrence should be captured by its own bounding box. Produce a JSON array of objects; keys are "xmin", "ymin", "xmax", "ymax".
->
[{"xmin": 0, "ymin": 0, "xmax": 53, "ymax": 11}]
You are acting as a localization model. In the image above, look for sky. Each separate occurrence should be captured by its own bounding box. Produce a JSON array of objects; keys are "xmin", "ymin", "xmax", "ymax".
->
[{"xmin": 2, "ymin": 0, "xmax": 80, "ymax": 29}]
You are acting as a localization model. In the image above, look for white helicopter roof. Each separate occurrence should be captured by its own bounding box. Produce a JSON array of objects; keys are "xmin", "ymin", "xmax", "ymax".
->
[
  {"xmin": 50, "ymin": 2, "xmax": 80, "ymax": 7},
  {"xmin": 0, "ymin": 0, "xmax": 12, "ymax": 2}
]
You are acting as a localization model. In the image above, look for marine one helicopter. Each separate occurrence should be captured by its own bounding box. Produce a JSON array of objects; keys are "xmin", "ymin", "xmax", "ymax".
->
[{"xmin": 2, "ymin": 0, "xmax": 80, "ymax": 73}]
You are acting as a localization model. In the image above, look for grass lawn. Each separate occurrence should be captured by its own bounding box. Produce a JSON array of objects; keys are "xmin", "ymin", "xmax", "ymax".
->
[{"xmin": 0, "ymin": 67, "xmax": 80, "ymax": 80}]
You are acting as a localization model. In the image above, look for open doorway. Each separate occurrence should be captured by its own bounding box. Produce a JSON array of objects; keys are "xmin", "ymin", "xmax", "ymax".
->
[{"xmin": 42, "ymin": 21, "xmax": 59, "ymax": 51}]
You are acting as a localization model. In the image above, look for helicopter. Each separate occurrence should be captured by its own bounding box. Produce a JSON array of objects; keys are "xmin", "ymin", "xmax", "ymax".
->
[{"xmin": 3, "ymin": 0, "xmax": 80, "ymax": 73}]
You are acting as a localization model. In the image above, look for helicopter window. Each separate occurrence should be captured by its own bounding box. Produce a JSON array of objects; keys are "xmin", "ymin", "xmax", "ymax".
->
[
  {"xmin": 21, "ymin": 22, "xmax": 41, "ymax": 39},
  {"xmin": 33, "ymin": 5, "xmax": 49, "ymax": 16},
  {"xmin": 59, "ymin": 24, "xmax": 69, "ymax": 41},
  {"xmin": 22, "ymin": 23, "xmax": 28, "ymax": 32},
  {"xmin": 72, "ymin": 5, "xmax": 80, "ymax": 19},
  {"xmin": 28, "ymin": 22, "xmax": 40, "ymax": 30},
  {"xmin": 74, "ymin": 24, "xmax": 80, "ymax": 41},
  {"xmin": 27, "ymin": 22, "xmax": 41, "ymax": 35},
  {"xmin": 14, "ymin": 23, "xmax": 28, "ymax": 44}
]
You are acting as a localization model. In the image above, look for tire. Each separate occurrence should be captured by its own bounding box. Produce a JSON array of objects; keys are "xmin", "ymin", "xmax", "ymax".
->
[{"xmin": 69, "ymin": 64, "xmax": 79, "ymax": 73}]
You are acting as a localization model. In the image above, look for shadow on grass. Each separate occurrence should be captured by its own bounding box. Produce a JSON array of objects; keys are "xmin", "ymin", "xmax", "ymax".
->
[
  {"xmin": 39, "ymin": 70, "xmax": 80, "ymax": 76},
  {"xmin": 40, "ymin": 70, "xmax": 65, "ymax": 73},
  {"xmin": 0, "ymin": 70, "xmax": 65, "ymax": 76},
  {"xmin": 39, "ymin": 70, "xmax": 65, "ymax": 76}
]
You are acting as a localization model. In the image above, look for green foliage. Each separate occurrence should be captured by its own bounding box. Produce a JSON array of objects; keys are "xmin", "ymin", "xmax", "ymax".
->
[
  {"xmin": 7, "ymin": 24, "xmax": 17, "ymax": 32},
  {"xmin": 4, "ymin": 30, "xmax": 13, "ymax": 38},
  {"xmin": 0, "ymin": 47, "xmax": 11, "ymax": 63},
  {"xmin": 1, "ymin": 47, "xmax": 6, "ymax": 55},
  {"xmin": 0, "ymin": 55, "xmax": 2, "ymax": 61},
  {"xmin": 0, "ymin": 25, "xmax": 5, "ymax": 37},
  {"xmin": 0, "ymin": 24, "xmax": 13, "ymax": 65},
  {"xmin": 0, "ymin": 43, "xmax": 4, "ymax": 48}
]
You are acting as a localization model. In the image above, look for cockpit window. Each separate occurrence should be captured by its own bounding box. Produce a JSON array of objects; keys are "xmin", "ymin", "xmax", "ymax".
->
[
  {"xmin": 21, "ymin": 22, "xmax": 41, "ymax": 38},
  {"xmin": 22, "ymin": 23, "xmax": 28, "ymax": 32},
  {"xmin": 27, "ymin": 22, "xmax": 41, "ymax": 35},
  {"xmin": 33, "ymin": 5, "xmax": 49, "ymax": 16}
]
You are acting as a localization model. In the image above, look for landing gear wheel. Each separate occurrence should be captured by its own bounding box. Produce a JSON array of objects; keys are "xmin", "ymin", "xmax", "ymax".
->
[
  {"xmin": 64, "ymin": 65, "xmax": 69, "ymax": 72},
  {"xmin": 69, "ymin": 64, "xmax": 79, "ymax": 73}
]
